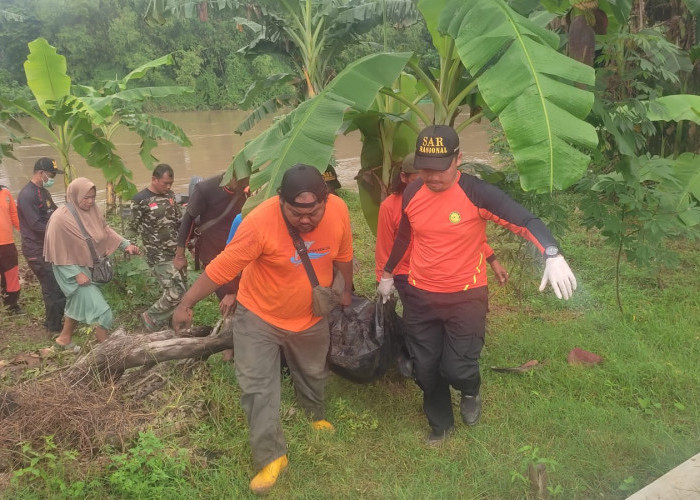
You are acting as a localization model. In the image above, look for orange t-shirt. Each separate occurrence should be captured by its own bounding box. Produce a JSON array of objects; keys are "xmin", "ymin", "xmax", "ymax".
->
[
  {"xmin": 0, "ymin": 187, "xmax": 20, "ymax": 245},
  {"xmin": 397, "ymin": 172, "xmax": 552, "ymax": 292},
  {"xmin": 375, "ymin": 192, "xmax": 495, "ymax": 282},
  {"xmin": 375, "ymin": 193, "xmax": 411, "ymax": 281},
  {"xmin": 205, "ymin": 194, "xmax": 353, "ymax": 332}
]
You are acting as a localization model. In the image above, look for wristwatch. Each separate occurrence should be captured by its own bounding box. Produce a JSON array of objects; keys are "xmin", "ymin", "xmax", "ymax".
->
[{"xmin": 544, "ymin": 246, "xmax": 560, "ymax": 259}]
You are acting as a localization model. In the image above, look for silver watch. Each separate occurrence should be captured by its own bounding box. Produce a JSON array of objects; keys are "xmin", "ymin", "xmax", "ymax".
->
[{"xmin": 544, "ymin": 246, "xmax": 560, "ymax": 259}]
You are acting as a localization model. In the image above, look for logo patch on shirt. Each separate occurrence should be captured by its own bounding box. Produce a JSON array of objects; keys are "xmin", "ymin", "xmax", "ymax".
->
[
  {"xmin": 149, "ymin": 202, "xmax": 158, "ymax": 210},
  {"xmin": 449, "ymin": 211, "xmax": 461, "ymax": 224},
  {"xmin": 290, "ymin": 240, "xmax": 330, "ymax": 265}
]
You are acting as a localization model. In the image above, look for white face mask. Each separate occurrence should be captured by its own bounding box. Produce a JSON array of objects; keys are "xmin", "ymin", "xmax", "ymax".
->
[{"xmin": 42, "ymin": 173, "xmax": 55, "ymax": 188}]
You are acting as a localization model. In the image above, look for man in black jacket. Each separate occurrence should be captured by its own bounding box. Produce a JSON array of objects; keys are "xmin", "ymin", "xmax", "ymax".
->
[
  {"xmin": 174, "ymin": 173, "xmax": 249, "ymax": 360},
  {"xmin": 16, "ymin": 158, "xmax": 66, "ymax": 335}
]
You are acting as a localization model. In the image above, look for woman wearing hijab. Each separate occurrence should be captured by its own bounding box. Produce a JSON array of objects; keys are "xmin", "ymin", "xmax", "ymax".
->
[{"xmin": 44, "ymin": 177, "xmax": 140, "ymax": 351}]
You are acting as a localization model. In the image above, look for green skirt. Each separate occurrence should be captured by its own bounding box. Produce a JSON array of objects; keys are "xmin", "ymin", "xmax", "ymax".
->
[{"xmin": 53, "ymin": 264, "xmax": 113, "ymax": 329}]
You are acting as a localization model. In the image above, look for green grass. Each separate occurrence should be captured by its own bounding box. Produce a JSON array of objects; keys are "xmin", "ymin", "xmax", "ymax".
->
[{"xmin": 2, "ymin": 189, "xmax": 700, "ymax": 499}]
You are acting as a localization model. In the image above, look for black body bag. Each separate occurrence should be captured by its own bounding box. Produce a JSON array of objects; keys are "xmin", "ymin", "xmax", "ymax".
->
[{"xmin": 327, "ymin": 295, "xmax": 398, "ymax": 384}]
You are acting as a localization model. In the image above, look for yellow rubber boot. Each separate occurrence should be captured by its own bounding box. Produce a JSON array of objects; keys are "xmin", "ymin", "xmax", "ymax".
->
[
  {"xmin": 311, "ymin": 419, "xmax": 335, "ymax": 431},
  {"xmin": 249, "ymin": 455, "xmax": 288, "ymax": 495}
]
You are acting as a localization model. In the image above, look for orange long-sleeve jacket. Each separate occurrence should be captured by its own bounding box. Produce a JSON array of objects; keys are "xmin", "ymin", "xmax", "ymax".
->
[{"xmin": 0, "ymin": 186, "xmax": 20, "ymax": 245}]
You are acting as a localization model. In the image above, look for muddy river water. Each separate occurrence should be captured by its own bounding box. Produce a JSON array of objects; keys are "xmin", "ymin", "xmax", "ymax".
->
[{"xmin": 0, "ymin": 109, "xmax": 494, "ymax": 201}]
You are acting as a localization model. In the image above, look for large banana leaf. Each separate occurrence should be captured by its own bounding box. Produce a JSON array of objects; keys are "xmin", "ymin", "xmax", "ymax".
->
[
  {"xmin": 144, "ymin": 0, "xmax": 238, "ymax": 25},
  {"xmin": 78, "ymin": 86, "xmax": 193, "ymax": 118},
  {"xmin": 442, "ymin": 0, "xmax": 598, "ymax": 192},
  {"xmin": 418, "ymin": 0, "xmax": 453, "ymax": 58},
  {"xmin": 120, "ymin": 54, "xmax": 175, "ymax": 87},
  {"xmin": 227, "ymin": 52, "xmax": 412, "ymax": 212},
  {"xmin": 0, "ymin": 102, "xmax": 24, "ymax": 161},
  {"xmin": 636, "ymin": 153, "xmax": 700, "ymax": 227},
  {"xmin": 23, "ymin": 38, "xmax": 71, "ymax": 115},
  {"xmin": 668, "ymin": 153, "xmax": 700, "ymax": 224},
  {"xmin": 0, "ymin": 97, "xmax": 55, "ymax": 140},
  {"xmin": 646, "ymin": 95, "xmax": 700, "ymax": 123}
]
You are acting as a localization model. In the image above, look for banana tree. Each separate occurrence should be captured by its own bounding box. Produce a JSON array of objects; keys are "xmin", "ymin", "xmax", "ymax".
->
[
  {"xmin": 75, "ymin": 55, "xmax": 194, "ymax": 207},
  {"xmin": 339, "ymin": 0, "xmax": 598, "ymax": 231},
  {"xmin": 157, "ymin": 0, "xmax": 599, "ymax": 225},
  {"xmin": 340, "ymin": 70, "xmax": 422, "ymax": 233},
  {"xmin": 341, "ymin": 0, "xmax": 495, "ymax": 231},
  {"xmin": 0, "ymin": 38, "xmax": 192, "ymax": 200},
  {"xmin": 144, "ymin": 0, "xmax": 418, "ymax": 133},
  {"xmin": 228, "ymin": 0, "xmax": 598, "ymax": 224}
]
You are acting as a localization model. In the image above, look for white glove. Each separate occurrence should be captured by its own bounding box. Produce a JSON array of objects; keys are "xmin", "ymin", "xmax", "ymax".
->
[
  {"xmin": 539, "ymin": 255, "xmax": 577, "ymax": 300},
  {"xmin": 377, "ymin": 277, "xmax": 396, "ymax": 304}
]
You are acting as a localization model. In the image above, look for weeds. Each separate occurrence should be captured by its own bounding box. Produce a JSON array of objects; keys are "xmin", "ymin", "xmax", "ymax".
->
[
  {"xmin": 106, "ymin": 431, "xmax": 192, "ymax": 499},
  {"xmin": 11, "ymin": 436, "xmax": 96, "ymax": 498}
]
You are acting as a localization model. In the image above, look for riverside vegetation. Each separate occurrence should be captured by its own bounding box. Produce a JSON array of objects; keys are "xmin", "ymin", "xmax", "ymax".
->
[{"xmin": 0, "ymin": 188, "xmax": 698, "ymax": 499}]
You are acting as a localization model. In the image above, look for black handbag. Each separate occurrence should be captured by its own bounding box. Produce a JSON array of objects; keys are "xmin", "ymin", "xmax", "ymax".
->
[{"xmin": 66, "ymin": 203, "xmax": 114, "ymax": 284}]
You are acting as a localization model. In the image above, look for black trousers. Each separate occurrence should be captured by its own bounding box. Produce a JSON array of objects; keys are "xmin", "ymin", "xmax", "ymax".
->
[
  {"xmin": 402, "ymin": 285, "xmax": 488, "ymax": 434},
  {"xmin": 26, "ymin": 257, "xmax": 66, "ymax": 332}
]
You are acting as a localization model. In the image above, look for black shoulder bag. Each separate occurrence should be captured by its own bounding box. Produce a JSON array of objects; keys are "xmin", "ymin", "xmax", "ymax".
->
[
  {"xmin": 283, "ymin": 215, "xmax": 344, "ymax": 317},
  {"xmin": 66, "ymin": 203, "xmax": 114, "ymax": 284}
]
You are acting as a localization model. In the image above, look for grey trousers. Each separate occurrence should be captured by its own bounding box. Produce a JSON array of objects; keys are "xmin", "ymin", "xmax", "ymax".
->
[{"xmin": 233, "ymin": 304, "xmax": 330, "ymax": 470}]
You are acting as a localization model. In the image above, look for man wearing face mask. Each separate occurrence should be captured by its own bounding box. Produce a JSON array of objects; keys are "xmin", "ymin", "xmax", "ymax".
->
[{"xmin": 17, "ymin": 158, "xmax": 67, "ymax": 336}]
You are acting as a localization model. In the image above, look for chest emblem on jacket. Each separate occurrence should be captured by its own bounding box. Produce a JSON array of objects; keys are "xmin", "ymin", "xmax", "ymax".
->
[{"xmin": 449, "ymin": 211, "xmax": 461, "ymax": 224}]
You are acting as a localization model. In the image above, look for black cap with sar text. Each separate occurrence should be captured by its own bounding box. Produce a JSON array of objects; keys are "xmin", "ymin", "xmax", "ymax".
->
[
  {"xmin": 34, "ymin": 157, "xmax": 64, "ymax": 174},
  {"xmin": 279, "ymin": 164, "xmax": 329, "ymax": 208},
  {"xmin": 414, "ymin": 125, "xmax": 459, "ymax": 171}
]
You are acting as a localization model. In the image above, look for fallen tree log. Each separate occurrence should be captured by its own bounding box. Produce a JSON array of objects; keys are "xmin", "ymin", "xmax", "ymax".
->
[
  {"xmin": 0, "ymin": 321, "xmax": 233, "ymax": 469},
  {"xmin": 65, "ymin": 319, "xmax": 233, "ymax": 386}
]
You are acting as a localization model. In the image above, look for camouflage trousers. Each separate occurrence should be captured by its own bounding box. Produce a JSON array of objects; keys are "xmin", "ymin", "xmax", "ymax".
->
[{"xmin": 146, "ymin": 260, "xmax": 187, "ymax": 328}]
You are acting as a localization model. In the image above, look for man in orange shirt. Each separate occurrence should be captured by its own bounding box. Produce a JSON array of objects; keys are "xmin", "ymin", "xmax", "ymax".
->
[
  {"xmin": 375, "ymin": 154, "xmax": 509, "ymax": 377},
  {"xmin": 172, "ymin": 164, "xmax": 353, "ymax": 495},
  {"xmin": 0, "ymin": 184, "xmax": 21, "ymax": 313},
  {"xmin": 375, "ymin": 153, "xmax": 509, "ymax": 295},
  {"xmin": 379, "ymin": 125, "xmax": 577, "ymax": 445}
]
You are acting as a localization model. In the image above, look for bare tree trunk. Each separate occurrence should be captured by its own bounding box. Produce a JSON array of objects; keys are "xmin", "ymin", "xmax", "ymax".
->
[{"xmin": 105, "ymin": 181, "xmax": 116, "ymax": 215}]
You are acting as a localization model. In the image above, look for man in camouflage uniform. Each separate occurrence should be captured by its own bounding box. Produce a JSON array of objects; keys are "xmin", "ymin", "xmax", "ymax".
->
[{"xmin": 128, "ymin": 164, "xmax": 186, "ymax": 330}]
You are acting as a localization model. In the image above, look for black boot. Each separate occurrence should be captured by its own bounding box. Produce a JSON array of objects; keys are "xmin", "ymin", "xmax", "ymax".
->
[{"xmin": 460, "ymin": 393, "xmax": 482, "ymax": 426}]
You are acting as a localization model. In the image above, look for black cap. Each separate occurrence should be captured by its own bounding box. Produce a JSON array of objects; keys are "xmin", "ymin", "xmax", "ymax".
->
[
  {"xmin": 414, "ymin": 125, "xmax": 459, "ymax": 171},
  {"xmin": 34, "ymin": 157, "xmax": 64, "ymax": 174},
  {"xmin": 278, "ymin": 164, "xmax": 329, "ymax": 208}
]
